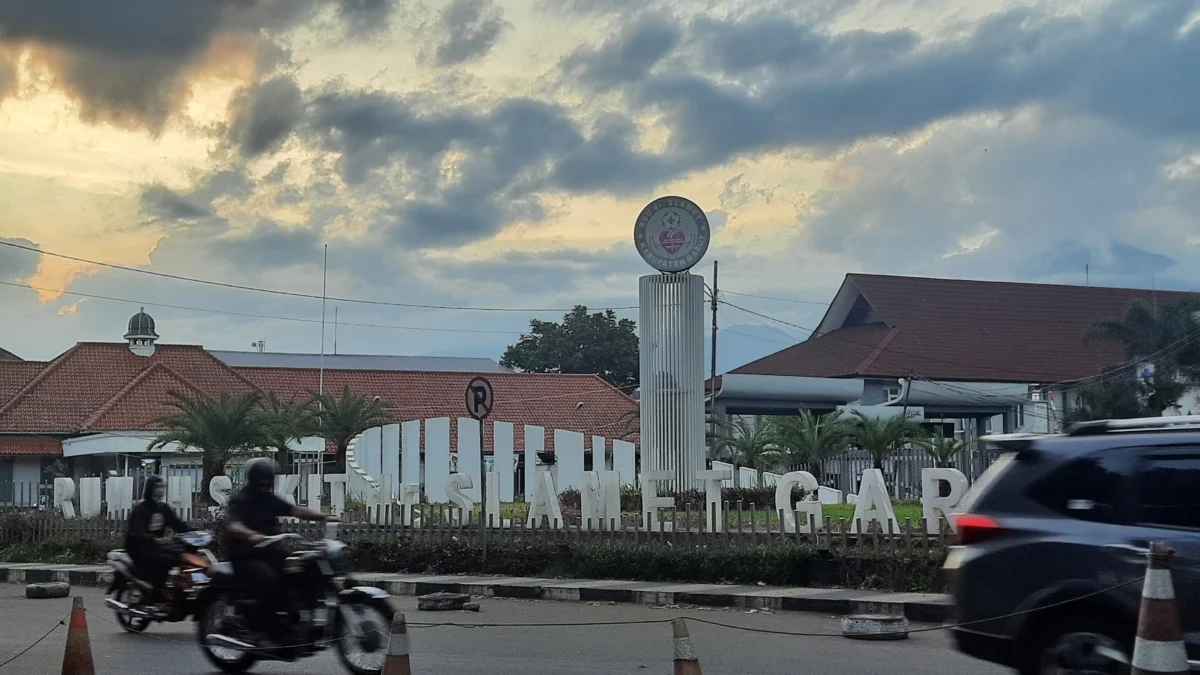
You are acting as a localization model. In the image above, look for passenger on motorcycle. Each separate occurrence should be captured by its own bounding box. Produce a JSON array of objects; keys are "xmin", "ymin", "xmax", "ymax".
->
[
  {"xmin": 124, "ymin": 475, "xmax": 187, "ymax": 605},
  {"xmin": 224, "ymin": 458, "xmax": 334, "ymax": 648}
]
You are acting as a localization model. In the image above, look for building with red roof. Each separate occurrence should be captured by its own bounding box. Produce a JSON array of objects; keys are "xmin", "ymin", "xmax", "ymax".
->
[
  {"xmin": 712, "ymin": 274, "xmax": 1200, "ymax": 437},
  {"xmin": 0, "ymin": 310, "xmax": 637, "ymax": 497}
]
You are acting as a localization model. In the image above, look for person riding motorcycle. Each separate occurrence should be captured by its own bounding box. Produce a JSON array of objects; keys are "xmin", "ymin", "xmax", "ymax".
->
[
  {"xmin": 124, "ymin": 475, "xmax": 187, "ymax": 605},
  {"xmin": 224, "ymin": 457, "xmax": 334, "ymax": 648}
]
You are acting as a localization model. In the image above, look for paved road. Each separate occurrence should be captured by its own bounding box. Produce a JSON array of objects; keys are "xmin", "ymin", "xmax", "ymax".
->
[{"xmin": 0, "ymin": 586, "xmax": 1006, "ymax": 674}]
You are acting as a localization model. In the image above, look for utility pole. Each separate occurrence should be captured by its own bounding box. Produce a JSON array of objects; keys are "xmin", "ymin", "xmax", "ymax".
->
[{"xmin": 709, "ymin": 260, "xmax": 719, "ymax": 445}]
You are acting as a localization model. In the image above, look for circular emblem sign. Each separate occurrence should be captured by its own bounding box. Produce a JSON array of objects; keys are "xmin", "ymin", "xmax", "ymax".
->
[{"xmin": 633, "ymin": 196, "xmax": 710, "ymax": 273}]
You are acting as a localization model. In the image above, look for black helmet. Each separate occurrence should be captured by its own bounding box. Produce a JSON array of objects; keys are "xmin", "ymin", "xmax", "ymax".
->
[
  {"xmin": 243, "ymin": 457, "xmax": 279, "ymax": 491},
  {"xmin": 142, "ymin": 475, "xmax": 164, "ymax": 502}
]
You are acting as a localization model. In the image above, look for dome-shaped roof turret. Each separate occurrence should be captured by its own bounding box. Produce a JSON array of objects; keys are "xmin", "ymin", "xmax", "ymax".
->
[{"xmin": 124, "ymin": 308, "xmax": 158, "ymax": 340}]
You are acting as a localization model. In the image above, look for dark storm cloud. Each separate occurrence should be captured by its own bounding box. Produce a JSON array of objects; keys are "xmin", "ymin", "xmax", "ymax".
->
[
  {"xmin": 0, "ymin": 0, "xmax": 394, "ymax": 132},
  {"xmin": 338, "ymin": 0, "xmax": 398, "ymax": 38},
  {"xmin": 140, "ymin": 168, "xmax": 251, "ymax": 226},
  {"xmin": 432, "ymin": 0, "xmax": 509, "ymax": 66},
  {"xmin": 204, "ymin": 220, "xmax": 323, "ymax": 268},
  {"xmin": 549, "ymin": 114, "xmax": 679, "ymax": 194},
  {"xmin": 559, "ymin": 16, "xmax": 680, "ymax": 89},
  {"xmin": 310, "ymin": 91, "xmax": 600, "ymax": 247},
  {"xmin": 226, "ymin": 75, "xmax": 304, "ymax": 157},
  {"xmin": 562, "ymin": 1, "xmax": 1200, "ymax": 171},
  {"xmin": 0, "ymin": 237, "xmax": 41, "ymax": 282}
]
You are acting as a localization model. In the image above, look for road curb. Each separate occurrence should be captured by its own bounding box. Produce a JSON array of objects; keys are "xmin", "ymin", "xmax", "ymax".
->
[{"xmin": 0, "ymin": 564, "xmax": 952, "ymax": 621}]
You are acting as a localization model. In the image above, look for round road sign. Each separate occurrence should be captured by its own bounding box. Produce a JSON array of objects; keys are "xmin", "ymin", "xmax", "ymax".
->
[{"xmin": 466, "ymin": 377, "xmax": 494, "ymax": 420}]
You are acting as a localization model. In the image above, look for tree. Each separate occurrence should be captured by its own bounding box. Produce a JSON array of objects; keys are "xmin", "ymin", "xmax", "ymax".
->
[
  {"xmin": 709, "ymin": 416, "xmax": 782, "ymax": 485},
  {"xmin": 259, "ymin": 392, "xmax": 319, "ymax": 474},
  {"xmin": 916, "ymin": 428, "xmax": 973, "ymax": 468},
  {"xmin": 1074, "ymin": 299, "xmax": 1200, "ymax": 421},
  {"xmin": 849, "ymin": 410, "xmax": 926, "ymax": 470},
  {"xmin": 148, "ymin": 390, "xmax": 267, "ymax": 504},
  {"xmin": 767, "ymin": 410, "xmax": 851, "ymax": 484},
  {"xmin": 310, "ymin": 386, "xmax": 393, "ymax": 475},
  {"xmin": 501, "ymin": 306, "xmax": 639, "ymax": 389}
]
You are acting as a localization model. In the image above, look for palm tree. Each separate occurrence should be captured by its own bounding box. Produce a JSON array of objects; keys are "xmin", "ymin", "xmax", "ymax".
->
[
  {"xmin": 849, "ymin": 409, "xmax": 926, "ymax": 471},
  {"xmin": 709, "ymin": 416, "xmax": 782, "ymax": 486},
  {"xmin": 916, "ymin": 428, "xmax": 971, "ymax": 468},
  {"xmin": 310, "ymin": 386, "xmax": 393, "ymax": 475},
  {"xmin": 767, "ymin": 410, "xmax": 850, "ymax": 484},
  {"xmin": 259, "ymin": 392, "xmax": 319, "ymax": 474},
  {"xmin": 148, "ymin": 390, "xmax": 267, "ymax": 503},
  {"xmin": 1083, "ymin": 299, "xmax": 1200, "ymax": 417}
]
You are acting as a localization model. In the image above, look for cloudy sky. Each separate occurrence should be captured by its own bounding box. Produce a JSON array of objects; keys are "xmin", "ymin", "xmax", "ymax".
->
[{"xmin": 1, "ymin": 0, "xmax": 1198, "ymax": 371}]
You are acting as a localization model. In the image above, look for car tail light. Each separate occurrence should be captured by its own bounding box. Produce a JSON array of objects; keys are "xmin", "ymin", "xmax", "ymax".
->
[{"xmin": 954, "ymin": 514, "xmax": 1006, "ymax": 545}]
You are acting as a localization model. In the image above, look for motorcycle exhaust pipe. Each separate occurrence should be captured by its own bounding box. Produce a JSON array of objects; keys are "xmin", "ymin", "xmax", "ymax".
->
[
  {"xmin": 105, "ymin": 598, "xmax": 153, "ymax": 619},
  {"xmin": 205, "ymin": 634, "xmax": 256, "ymax": 651}
]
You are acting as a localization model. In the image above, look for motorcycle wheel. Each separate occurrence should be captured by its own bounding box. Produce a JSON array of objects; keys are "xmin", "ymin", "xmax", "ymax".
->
[
  {"xmin": 196, "ymin": 595, "xmax": 257, "ymax": 674},
  {"xmin": 111, "ymin": 577, "xmax": 151, "ymax": 633},
  {"xmin": 334, "ymin": 597, "xmax": 395, "ymax": 675}
]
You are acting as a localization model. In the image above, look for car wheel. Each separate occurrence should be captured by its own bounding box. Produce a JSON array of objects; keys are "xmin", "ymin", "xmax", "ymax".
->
[{"xmin": 1025, "ymin": 612, "xmax": 1132, "ymax": 675}]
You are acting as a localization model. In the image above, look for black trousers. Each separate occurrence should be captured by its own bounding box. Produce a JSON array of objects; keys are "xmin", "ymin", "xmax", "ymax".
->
[
  {"xmin": 231, "ymin": 551, "xmax": 286, "ymax": 639},
  {"xmin": 130, "ymin": 548, "xmax": 177, "ymax": 600}
]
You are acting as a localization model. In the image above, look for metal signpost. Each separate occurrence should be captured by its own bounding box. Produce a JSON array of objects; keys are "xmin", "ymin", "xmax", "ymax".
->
[{"xmin": 465, "ymin": 376, "xmax": 494, "ymax": 567}]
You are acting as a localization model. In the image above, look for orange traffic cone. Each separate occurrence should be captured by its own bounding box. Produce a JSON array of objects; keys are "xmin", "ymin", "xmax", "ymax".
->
[
  {"xmin": 61, "ymin": 596, "xmax": 95, "ymax": 675},
  {"xmin": 382, "ymin": 612, "xmax": 412, "ymax": 675},
  {"xmin": 672, "ymin": 618, "xmax": 702, "ymax": 675},
  {"xmin": 1132, "ymin": 542, "xmax": 1188, "ymax": 675}
]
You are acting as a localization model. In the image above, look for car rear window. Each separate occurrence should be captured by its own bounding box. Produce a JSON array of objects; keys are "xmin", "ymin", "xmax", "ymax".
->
[
  {"xmin": 1026, "ymin": 449, "xmax": 1133, "ymax": 523},
  {"xmin": 1137, "ymin": 454, "xmax": 1200, "ymax": 530}
]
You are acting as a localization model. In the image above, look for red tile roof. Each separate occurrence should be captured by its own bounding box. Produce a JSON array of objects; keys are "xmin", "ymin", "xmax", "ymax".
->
[
  {"xmin": 0, "ymin": 343, "xmax": 260, "ymax": 433},
  {"xmin": 733, "ymin": 274, "xmax": 1200, "ymax": 384},
  {"xmin": 0, "ymin": 436, "xmax": 62, "ymax": 456},
  {"xmin": 0, "ymin": 343, "xmax": 638, "ymax": 451},
  {"xmin": 234, "ymin": 367, "xmax": 638, "ymax": 449}
]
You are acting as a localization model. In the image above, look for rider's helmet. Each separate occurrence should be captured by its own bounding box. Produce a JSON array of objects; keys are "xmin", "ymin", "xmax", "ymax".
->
[{"xmin": 243, "ymin": 457, "xmax": 279, "ymax": 494}]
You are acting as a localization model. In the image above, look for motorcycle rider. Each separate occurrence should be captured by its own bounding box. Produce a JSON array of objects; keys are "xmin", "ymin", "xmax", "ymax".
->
[
  {"xmin": 124, "ymin": 475, "xmax": 187, "ymax": 606},
  {"xmin": 224, "ymin": 457, "xmax": 334, "ymax": 648}
]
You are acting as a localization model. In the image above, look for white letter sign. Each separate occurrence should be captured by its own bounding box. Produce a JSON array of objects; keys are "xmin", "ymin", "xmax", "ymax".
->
[
  {"xmin": 850, "ymin": 469, "xmax": 899, "ymax": 534},
  {"xmin": 641, "ymin": 471, "xmax": 674, "ymax": 531},
  {"xmin": 921, "ymin": 468, "xmax": 969, "ymax": 533}
]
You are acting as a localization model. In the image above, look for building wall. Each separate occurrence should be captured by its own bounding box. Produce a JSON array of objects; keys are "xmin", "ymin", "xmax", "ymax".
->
[{"xmin": 13, "ymin": 456, "xmax": 40, "ymax": 484}]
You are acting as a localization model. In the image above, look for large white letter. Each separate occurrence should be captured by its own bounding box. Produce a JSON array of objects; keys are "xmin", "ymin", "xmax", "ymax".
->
[
  {"xmin": 581, "ymin": 471, "xmax": 621, "ymax": 531},
  {"xmin": 168, "ymin": 476, "xmax": 194, "ymax": 521},
  {"xmin": 324, "ymin": 474, "xmax": 347, "ymax": 516},
  {"xmin": 105, "ymin": 477, "xmax": 134, "ymax": 518},
  {"xmin": 305, "ymin": 475, "xmax": 322, "ymax": 511},
  {"xmin": 274, "ymin": 474, "xmax": 300, "ymax": 506},
  {"xmin": 210, "ymin": 476, "xmax": 233, "ymax": 506},
  {"xmin": 775, "ymin": 471, "xmax": 820, "ymax": 534},
  {"xmin": 641, "ymin": 471, "xmax": 674, "ymax": 531},
  {"xmin": 446, "ymin": 473, "xmax": 474, "ymax": 524},
  {"xmin": 79, "ymin": 477, "xmax": 102, "ymax": 518},
  {"xmin": 527, "ymin": 471, "xmax": 564, "ymax": 528},
  {"xmin": 921, "ymin": 468, "xmax": 969, "ymax": 534},
  {"xmin": 54, "ymin": 478, "xmax": 76, "ymax": 518},
  {"xmin": 398, "ymin": 482, "xmax": 420, "ymax": 526},
  {"xmin": 484, "ymin": 471, "xmax": 502, "ymax": 527},
  {"xmin": 695, "ymin": 468, "xmax": 731, "ymax": 532},
  {"xmin": 850, "ymin": 469, "xmax": 898, "ymax": 534}
]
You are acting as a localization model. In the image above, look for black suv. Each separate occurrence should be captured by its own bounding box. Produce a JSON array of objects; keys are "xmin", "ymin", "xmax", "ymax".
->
[{"xmin": 946, "ymin": 416, "xmax": 1200, "ymax": 675}]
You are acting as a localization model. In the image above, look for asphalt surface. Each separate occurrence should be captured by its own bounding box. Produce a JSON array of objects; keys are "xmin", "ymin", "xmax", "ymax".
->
[{"xmin": 0, "ymin": 586, "xmax": 1006, "ymax": 675}]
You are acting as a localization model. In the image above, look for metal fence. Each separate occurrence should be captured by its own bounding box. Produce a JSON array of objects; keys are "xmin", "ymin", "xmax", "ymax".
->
[
  {"xmin": 3, "ymin": 502, "xmax": 952, "ymax": 553},
  {"xmin": 804, "ymin": 446, "xmax": 1002, "ymax": 499}
]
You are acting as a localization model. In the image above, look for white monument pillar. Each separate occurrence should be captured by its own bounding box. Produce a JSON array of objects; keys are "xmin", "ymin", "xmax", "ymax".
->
[{"xmin": 634, "ymin": 195, "xmax": 711, "ymax": 491}]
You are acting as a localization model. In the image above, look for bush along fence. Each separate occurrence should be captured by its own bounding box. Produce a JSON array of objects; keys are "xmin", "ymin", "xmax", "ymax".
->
[{"xmin": 0, "ymin": 510, "xmax": 949, "ymax": 593}]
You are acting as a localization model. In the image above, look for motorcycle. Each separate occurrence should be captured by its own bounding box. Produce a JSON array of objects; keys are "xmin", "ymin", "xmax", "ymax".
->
[
  {"xmin": 105, "ymin": 530, "xmax": 217, "ymax": 632},
  {"xmin": 196, "ymin": 526, "xmax": 395, "ymax": 674}
]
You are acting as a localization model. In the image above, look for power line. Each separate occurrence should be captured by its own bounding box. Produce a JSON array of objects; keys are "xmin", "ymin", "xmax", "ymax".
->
[
  {"xmin": 721, "ymin": 290, "xmax": 829, "ymax": 306},
  {"xmin": 0, "ymin": 280, "xmax": 524, "ymax": 336},
  {"xmin": 0, "ymin": 240, "xmax": 638, "ymax": 313}
]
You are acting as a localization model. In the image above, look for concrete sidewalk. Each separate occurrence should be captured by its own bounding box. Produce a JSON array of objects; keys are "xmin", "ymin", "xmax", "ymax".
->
[{"xmin": 0, "ymin": 562, "xmax": 953, "ymax": 622}]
